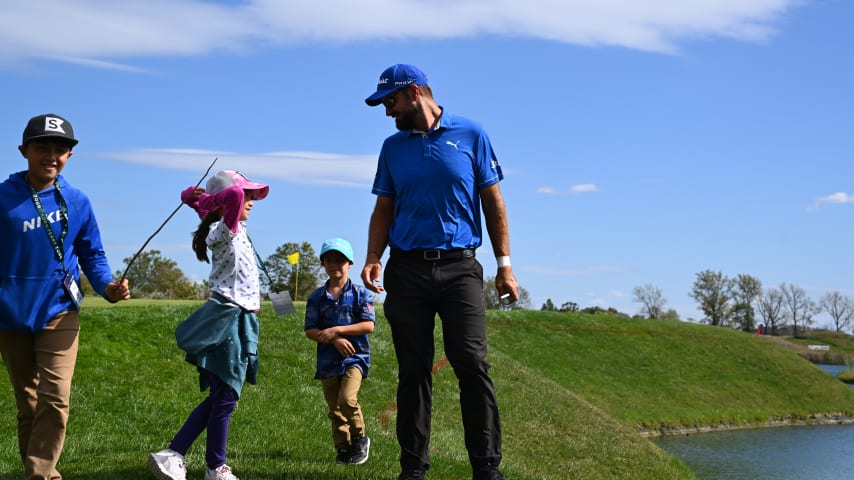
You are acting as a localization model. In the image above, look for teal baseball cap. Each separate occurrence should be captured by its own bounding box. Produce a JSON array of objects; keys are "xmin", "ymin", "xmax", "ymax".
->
[{"xmin": 320, "ymin": 237, "xmax": 354, "ymax": 263}]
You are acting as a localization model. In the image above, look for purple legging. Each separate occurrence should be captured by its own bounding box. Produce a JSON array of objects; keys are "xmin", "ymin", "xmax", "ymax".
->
[{"xmin": 169, "ymin": 370, "xmax": 238, "ymax": 469}]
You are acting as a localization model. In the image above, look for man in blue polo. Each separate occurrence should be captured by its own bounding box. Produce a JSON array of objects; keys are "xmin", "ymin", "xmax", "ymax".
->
[{"xmin": 360, "ymin": 64, "xmax": 519, "ymax": 480}]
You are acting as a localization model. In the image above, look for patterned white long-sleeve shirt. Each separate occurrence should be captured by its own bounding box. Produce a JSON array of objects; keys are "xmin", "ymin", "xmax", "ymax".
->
[{"xmin": 207, "ymin": 219, "xmax": 260, "ymax": 311}]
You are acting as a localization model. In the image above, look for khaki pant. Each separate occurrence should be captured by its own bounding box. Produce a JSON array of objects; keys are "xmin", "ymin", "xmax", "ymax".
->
[
  {"xmin": 321, "ymin": 365, "xmax": 365, "ymax": 449},
  {"xmin": 0, "ymin": 311, "xmax": 79, "ymax": 480}
]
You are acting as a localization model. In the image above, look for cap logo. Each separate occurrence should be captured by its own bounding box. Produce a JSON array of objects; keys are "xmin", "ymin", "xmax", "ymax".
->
[
  {"xmin": 365, "ymin": 64, "xmax": 428, "ymax": 106},
  {"xmin": 44, "ymin": 117, "xmax": 67, "ymax": 134}
]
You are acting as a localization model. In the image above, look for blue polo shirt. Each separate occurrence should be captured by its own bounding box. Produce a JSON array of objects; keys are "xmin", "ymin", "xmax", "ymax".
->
[
  {"xmin": 371, "ymin": 109, "xmax": 503, "ymax": 251},
  {"xmin": 304, "ymin": 280, "xmax": 375, "ymax": 380}
]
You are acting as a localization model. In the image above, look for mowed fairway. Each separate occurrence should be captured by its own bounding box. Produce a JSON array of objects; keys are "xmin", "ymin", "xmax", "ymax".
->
[{"xmin": 6, "ymin": 298, "xmax": 851, "ymax": 479}]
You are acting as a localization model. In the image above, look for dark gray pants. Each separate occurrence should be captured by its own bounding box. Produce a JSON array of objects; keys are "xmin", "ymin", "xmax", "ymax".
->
[{"xmin": 383, "ymin": 254, "xmax": 502, "ymax": 472}]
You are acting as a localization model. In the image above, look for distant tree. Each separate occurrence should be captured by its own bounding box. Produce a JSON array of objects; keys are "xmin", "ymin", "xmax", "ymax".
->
[
  {"xmin": 541, "ymin": 299, "xmax": 557, "ymax": 311},
  {"xmin": 116, "ymin": 249, "xmax": 200, "ymax": 299},
  {"xmin": 483, "ymin": 277, "xmax": 531, "ymax": 310},
  {"xmin": 820, "ymin": 291, "xmax": 854, "ymax": 333},
  {"xmin": 690, "ymin": 270, "xmax": 733, "ymax": 326},
  {"xmin": 197, "ymin": 279, "xmax": 210, "ymax": 299},
  {"xmin": 515, "ymin": 288, "xmax": 531, "ymax": 310},
  {"xmin": 560, "ymin": 301, "xmax": 578, "ymax": 313},
  {"xmin": 730, "ymin": 303, "xmax": 751, "ymax": 332},
  {"xmin": 632, "ymin": 283, "xmax": 666, "ymax": 319},
  {"xmin": 780, "ymin": 283, "xmax": 820, "ymax": 337},
  {"xmin": 756, "ymin": 287, "xmax": 786, "ymax": 335},
  {"xmin": 80, "ymin": 273, "xmax": 96, "ymax": 296},
  {"xmin": 659, "ymin": 309, "xmax": 681, "ymax": 322},
  {"xmin": 263, "ymin": 241, "xmax": 322, "ymax": 301},
  {"xmin": 801, "ymin": 304, "xmax": 821, "ymax": 334},
  {"xmin": 581, "ymin": 306, "xmax": 629, "ymax": 317},
  {"xmin": 607, "ymin": 307, "xmax": 630, "ymax": 318},
  {"xmin": 731, "ymin": 274, "xmax": 763, "ymax": 332}
]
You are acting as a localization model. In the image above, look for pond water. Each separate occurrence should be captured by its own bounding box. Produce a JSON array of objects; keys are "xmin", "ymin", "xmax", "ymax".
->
[
  {"xmin": 817, "ymin": 363, "xmax": 852, "ymax": 377},
  {"xmin": 653, "ymin": 364, "xmax": 854, "ymax": 479},
  {"xmin": 654, "ymin": 424, "xmax": 854, "ymax": 480}
]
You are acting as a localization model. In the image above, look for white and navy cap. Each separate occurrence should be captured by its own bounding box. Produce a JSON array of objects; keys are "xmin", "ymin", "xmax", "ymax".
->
[{"xmin": 22, "ymin": 114, "xmax": 78, "ymax": 147}]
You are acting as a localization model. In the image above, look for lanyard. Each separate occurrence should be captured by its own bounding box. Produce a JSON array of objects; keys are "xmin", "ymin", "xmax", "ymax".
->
[
  {"xmin": 29, "ymin": 180, "xmax": 70, "ymax": 273},
  {"xmin": 248, "ymin": 235, "xmax": 275, "ymax": 286}
]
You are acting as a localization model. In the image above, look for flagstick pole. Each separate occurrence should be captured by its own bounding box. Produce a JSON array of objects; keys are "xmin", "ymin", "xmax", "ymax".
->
[{"xmin": 295, "ymin": 262, "xmax": 300, "ymax": 302}]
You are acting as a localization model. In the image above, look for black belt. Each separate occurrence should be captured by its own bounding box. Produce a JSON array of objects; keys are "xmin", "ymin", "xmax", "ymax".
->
[{"xmin": 391, "ymin": 248, "xmax": 475, "ymax": 261}]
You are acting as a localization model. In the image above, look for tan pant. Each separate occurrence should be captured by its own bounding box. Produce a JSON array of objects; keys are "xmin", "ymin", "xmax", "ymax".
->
[
  {"xmin": 321, "ymin": 365, "xmax": 365, "ymax": 449},
  {"xmin": 0, "ymin": 311, "xmax": 79, "ymax": 480}
]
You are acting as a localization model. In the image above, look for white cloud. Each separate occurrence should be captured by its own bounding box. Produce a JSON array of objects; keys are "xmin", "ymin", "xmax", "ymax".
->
[
  {"xmin": 47, "ymin": 56, "xmax": 151, "ymax": 73},
  {"xmin": 0, "ymin": 1, "xmax": 804, "ymax": 68},
  {"xmin": 808, "ymin": 192, "xmax": 854, "ymax": 212},
  {"xmin": 571, "ymin": 183, "xmax": 598, "ymax": 194},
  {"xmin": 98, "ymin": 148, "xmax": 377, "ymax": 188},
  {"xmin": 526, "ymin": 265, "xmax": 625, "ymax": 276},
  {"xmin": 537, "ymin": 183, "xmax": 598, "ymax": 195}
]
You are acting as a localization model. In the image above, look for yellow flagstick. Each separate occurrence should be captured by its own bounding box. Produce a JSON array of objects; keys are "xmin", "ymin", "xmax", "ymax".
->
[{"xmin": 287, "ymin": 252, "xmax": 300, "ymax": 301}]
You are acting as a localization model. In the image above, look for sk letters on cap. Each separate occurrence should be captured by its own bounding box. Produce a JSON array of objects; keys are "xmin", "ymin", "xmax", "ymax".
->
[
  {"xmin": 320, "ymin": 237, "xmax": 355, "ymax": 263},
  {"xmin": 23, "ymin": 114, "xmax": 78, "ymax": 147},
  {"xmin": 365, "ymin": 64, "xmax": 429, "ymax": 106},
  {"xmin": 205, "ymin": 170, "xmax": 270, "ymax": 200}
]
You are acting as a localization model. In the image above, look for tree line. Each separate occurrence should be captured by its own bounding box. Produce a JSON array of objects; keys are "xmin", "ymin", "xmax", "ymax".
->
[
  {"xmin": 538, "ymin": 270, "xmax": 854, "ymax": 336},
  {"xmin": 633, "ymin": 270, "xmax": 853, "ymax": 336},
  {"xmin": 539, "ymin": 292, "xmax": 681, "ymax": 321},
  {"xmin": 83, "ymin": 246, "xmax": 532, "ymax": 310}
]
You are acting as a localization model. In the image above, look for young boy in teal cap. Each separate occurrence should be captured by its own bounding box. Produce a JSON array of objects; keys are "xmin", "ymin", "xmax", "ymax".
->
[{"xmin": 304, "ymin": 237, "xmax": 375, "ymax": 465}]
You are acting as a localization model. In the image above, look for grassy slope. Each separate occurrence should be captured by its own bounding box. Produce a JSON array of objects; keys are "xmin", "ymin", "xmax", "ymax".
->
[
  {"xmin": 2, "ymin": 300, "xmax": 851, "ymax": 479},
  {"xmin": 488, "ymin": 310, "xmax": 854, "ymax": 431}
]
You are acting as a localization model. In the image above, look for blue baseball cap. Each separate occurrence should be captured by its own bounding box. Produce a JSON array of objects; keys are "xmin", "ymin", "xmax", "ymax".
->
[
  {"xmin": 365, "ymin": 64, "xmax": 429, "ymax": 106},
  {"xmin": 320, "ymin": 237, "xmax": 354, "ymax": 263}
]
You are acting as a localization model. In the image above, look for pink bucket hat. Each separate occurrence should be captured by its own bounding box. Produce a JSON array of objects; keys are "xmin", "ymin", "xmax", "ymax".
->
[{"xmin": 206, "ymin": 170, "xmax": 269, "ymax": 200}]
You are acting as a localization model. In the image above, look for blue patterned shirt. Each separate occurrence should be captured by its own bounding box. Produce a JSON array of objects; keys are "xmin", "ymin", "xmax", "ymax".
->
[{"xmin": 304, "ymin": 280, "xmax": 375, "ymax": 379}]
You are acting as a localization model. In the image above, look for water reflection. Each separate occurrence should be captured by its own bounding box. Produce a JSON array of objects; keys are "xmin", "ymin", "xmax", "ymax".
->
[
  {"xmin": 654, "ymin": 424, "xmax": 854, "ymax": 480},
  {"xmin": 655, "ymin": 364, "xmax": 854, "ymax": 478}
]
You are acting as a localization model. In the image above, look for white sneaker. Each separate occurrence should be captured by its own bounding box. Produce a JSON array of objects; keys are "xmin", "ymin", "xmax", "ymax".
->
[
  {"xmin": 205, "ymin": 464, "xmax": 239, "ymax": 480},
  {"xmin": 148, "ymin": 449, "xmax": 187, "ymax": 480}
]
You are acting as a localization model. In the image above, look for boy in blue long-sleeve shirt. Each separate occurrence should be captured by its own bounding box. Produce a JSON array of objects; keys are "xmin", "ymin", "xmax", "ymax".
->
[{"xmin": 0, "ymin": 113, "xmax": 130, "ymax": 479}]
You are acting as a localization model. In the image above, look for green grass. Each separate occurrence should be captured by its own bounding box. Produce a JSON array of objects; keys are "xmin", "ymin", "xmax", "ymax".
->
[
  {"xmin": 838, "ymin": 370, "xmax": 854, "ymax": 384},
  {"xmin": 488, "ymin": 311, "xmax": 854, "ymax": 432},
  {"xmin": 785, "ymin": 330, "xmax": 854, "ymax": 365},
  {"xmin": 3, "ymin": 301, "xmax": 853, "ymax": 479}
]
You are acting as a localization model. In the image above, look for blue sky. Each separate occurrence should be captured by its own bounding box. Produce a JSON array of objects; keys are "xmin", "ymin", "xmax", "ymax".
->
[{"xmin": 2, "ymin": 0, "xmax": 852, "ymax": 325}]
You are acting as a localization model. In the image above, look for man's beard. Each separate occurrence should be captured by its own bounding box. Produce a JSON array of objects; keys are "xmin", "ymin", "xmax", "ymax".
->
[{"xmin": 395, "ymin": 107, "xmax": 418, "ymax": 131}]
